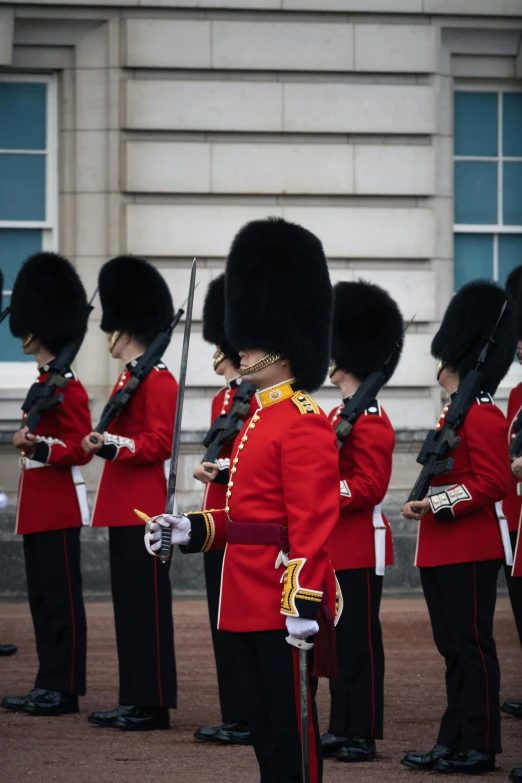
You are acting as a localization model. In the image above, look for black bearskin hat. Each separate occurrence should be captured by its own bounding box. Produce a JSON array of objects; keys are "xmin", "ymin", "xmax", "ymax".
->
[
  {"xmin": 203, "ymin": 274, "xmax": 241, "ymax": 370},
  {"xmin": 9, "ymin": 253, "xmax": 89, "ymax": 353},
  {"xmin": 225, "ymin": 216, "xmax": 332, "ymax": 392},
  {"xmin": 506, "ymin": 265, "xmax": 522, "ymax": 340},
  {"xmin": 332, "ymin": 280, "xmax": 404, "ymax": 382},
  {"xmin": 99, "ymin": 255, "xmax": 174, "ymax": 346},
  {"xmin": 431, "ymin": 279, "xmax": 517, "ymax": 395}
]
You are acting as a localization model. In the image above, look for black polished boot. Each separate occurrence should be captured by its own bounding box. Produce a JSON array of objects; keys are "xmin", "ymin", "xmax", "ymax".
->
[
  {"xmin": 509, "ymin": 769, "xmax": 522, "ymax": 783},
  {"xmin": 501, "ymin": 701, "xmax": 522, "ymax": 718},
  {"xmin": 433, "ymin": 748, "xmax": 495, "ymax": 774},
  {"xmin": 24, "ymin": 690, "xmax": 78, "ymax": 716},
  {"xmin": 401, "ymin": 744, "xmax": 455, "ymax": 770},
  {"xmin": 194, "ymin": 724, "xmax": 221, "ymax": 742},
  {"xmin": 336, "ymin": 736, "xmax": 376, "ymax": 762},
  {"xmin": 321, "ymin": 733, "xmax": 349, "ymax": 758},
  {"xmin": 89, "ymin": 705, "xmax": 136, "ymax": 728},
  {"xmin": 213, "ymin": 722, "xmax": 251, "ymax": 745},
  {"xmin": 113, "ymin": 705, "xmax": 169, "ymax": 731},
  {"xmin": 1, "ymin": 688, "xmax": 47, "ymax": 713},
  {"xmin": 0, "ymin": 644, "xmax": 17, "ymax": 656}
]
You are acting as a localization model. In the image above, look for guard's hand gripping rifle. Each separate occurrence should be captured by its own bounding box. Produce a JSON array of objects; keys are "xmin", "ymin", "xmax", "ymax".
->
[
  {"xmin": 334, "ymin": 317, "xmax": 414, "ymax": 450},
  {"xmin": 407, "ymin": 300, "xmax": 507, "ymax": 510},
  {"xmin": 201, "ymin": 381, "xmax": 258, "ymax": 465},
  {"xmin": 90, "ymin": 307, "xmax": 184, "ymax": 441},
  {"xmin": 21, "ymin": 293, "xmax": 97, "ymax": 434}
]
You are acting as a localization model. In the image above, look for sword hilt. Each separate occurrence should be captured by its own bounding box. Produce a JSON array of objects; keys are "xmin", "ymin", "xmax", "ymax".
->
[{"xmin": 285, "ymin": 635, "xmax": 314, "ymax": 651}]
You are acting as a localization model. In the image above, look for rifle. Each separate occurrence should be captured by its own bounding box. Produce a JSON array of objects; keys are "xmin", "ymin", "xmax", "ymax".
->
[
  {"xmin": 0, "ymin": 306, "xmax": 10, "ymax": 324},
  {"xmin": 407, "ymin": 300, "xmax": 507, "ymax": 510},
  {"xmin": 22, "ymin": 291, "xmax": 97, "ymax": 434},
  {"xmin": 90, "ymin": 300, "xmax": 188, "ymax": 441},
  {"xmin": 334, "ymin": 317, "xmax": 413, "ymax": 450},
  {"xmin": 201, "ymin": 380, "xmax": 258, "ymax": 465}
]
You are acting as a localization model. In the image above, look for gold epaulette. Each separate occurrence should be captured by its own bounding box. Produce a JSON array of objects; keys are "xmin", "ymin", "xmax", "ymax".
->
[{"xmin": 291, "ymin": 392, "xmax": 320, "ymax": 415}]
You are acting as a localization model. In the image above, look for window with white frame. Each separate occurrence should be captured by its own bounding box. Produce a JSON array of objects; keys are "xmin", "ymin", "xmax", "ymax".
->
[
  {"xmin": 0, "ymin": 74, "xmax": 57, "ymax": 364},
  {"xmin": 453, "ymin": 89, "xmax": 522, "ymax": 291}
]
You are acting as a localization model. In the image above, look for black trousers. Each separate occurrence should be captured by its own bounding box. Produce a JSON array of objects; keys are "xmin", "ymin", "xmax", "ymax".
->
[
  {"xmin": 23, "ymin": 528, "xmax": 87, "ymax": 696},
  {"xmin": 204, "ymin": 549, "xmax": 246, "ymax": 723},
  {"xmin": 229, "ymin": 629, "xmax": 322, "ymax": 783},
  {"xmin": 420, "ymin": 560, "xmax": 502, "ymax": 754},
  {"xmin": 504, "ymin": 530, "xmax": 522, "ymax": 651},
  {"xmin": 328, "ymin": 568, "xmax": 384, "ymax": 739},
  {"xmin": 109, "ymin": 526, "xmax": 176, "ymax": 708}
]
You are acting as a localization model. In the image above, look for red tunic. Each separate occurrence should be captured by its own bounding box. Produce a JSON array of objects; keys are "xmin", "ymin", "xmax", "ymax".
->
[
  {"xmin": 91, "ymin": 362, "xmax": 178, "ymax": 528},
  {"xmin": 203, "ymin": 380, "xmax": 260, "ymax": 513},
  {"xmin": 328, "ymin": 400, "xmax": 394, "ymax": 572},
  {"xmin": 182, "ymin": 381, "xmax": 340, "ymax": 633},
  {"xmin": 415, "ymin": 394, "xmax": 510, "ymax": 568},
  {"xmin": 502, "ymin": 383, "xmax": 522, "ymax": 533},
  {"xmin": 16, "ymin": 369, "xmax": 92, "ymax": 535}
]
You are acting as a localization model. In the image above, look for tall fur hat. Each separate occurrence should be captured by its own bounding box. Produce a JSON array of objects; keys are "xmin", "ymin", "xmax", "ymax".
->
[
  {"xmin": 9, "ymin": 253, "xmax": 89, "ymax": 353},
  {"xmin": 506, "ymin": 265, "xmax": 522, "ymax": 339},
  {"xmin": 431, "ymin": 279, "xmax": 517, "ymax": 395},
  {"xmin": 225, "ymin": 216, "xmax": 332, "ymax": 392},
  {"xmin": 99, "ymin": 255, "xmax": 174, "ymax": 346},
  {"xmin": 332, "ymin": 280, "xmax": 404, "ymax": 382},
  {"xmin": 203, "ymin": 274, "xmax": 241, "ymax": 370}
]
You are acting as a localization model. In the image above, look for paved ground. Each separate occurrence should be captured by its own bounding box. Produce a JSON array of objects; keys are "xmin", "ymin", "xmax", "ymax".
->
[{"xmin": 0, "ymin": 597, "xmax": 520, "ymax": 783}]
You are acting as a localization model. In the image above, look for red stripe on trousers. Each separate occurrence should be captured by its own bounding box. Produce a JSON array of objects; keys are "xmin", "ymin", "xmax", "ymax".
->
[
  {"xmin": 473, "ymin": 562, "xmax": 490, "ymax": 751},
  {"xmin": 153, "ymin": 556, "xmax": 163, "ymax": 707},
  {"xmin": 292, "ymin": 646, "xmax": 319, "ymax": 783},
  {"xmin": 366, "ymin": 568, "xmax": 376, "ymax": 738},
  {"xmin": 62, "ymin": 531, "xmax": 76, "ymax": 694}
]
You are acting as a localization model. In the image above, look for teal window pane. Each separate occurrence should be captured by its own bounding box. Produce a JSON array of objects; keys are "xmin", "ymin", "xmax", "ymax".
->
[
  {"xmin": 454, "ymin": 161, "xmax": 497, "ymax": 224},
  {"xmin": 499, "ymin": 235, "xmax": 522, "ymax": 287},
  {"xmin": 503, "ymin": 93, "xmax": 522, "ymax": 157},
  {"xmin": 454, "ymin": 234, "xmax": 493, "ymax": 291},
  {"xmin": 503, "ymin": 163, "xmax": 522, "ymax": 226},
  {"xmin": 0, "ymin": 228, "xmax": 42, "ymax": 362},
  {"xmin": 454, "ymin": 92, "xmax": 498, "ymax": 157},
  {"xmin": 0, "ymin": 154, "xmax": 46, "ymax": 221},
  {"xmin": 0, "ymin": 83, "xmax": 46, "ymax": 150}
]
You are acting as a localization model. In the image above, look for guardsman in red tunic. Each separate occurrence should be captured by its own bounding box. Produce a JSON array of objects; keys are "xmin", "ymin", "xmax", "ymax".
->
[
  {"xmin": 321, "ymin": 281, "xmax": 404, "ymax": 763},
  {"xmin": 500, "ymin": 266, "xmax": 522, "ymax": 720},
  {"xmin": 401, "ymin": 280, "xmax": 516, "ymax": 775},
  {"xmin": 145, "ymin": 217, "xmax": 340, "ymax": 783},
  {"xmin": 193, "ymin": 274, "xmax": 257, "ymax": 746},
  {"xmin": 2, "ymin": 253, "xmax": 91, "ymax": 716},
  {"xmin": 82, "ymin": 256, "xmax": 177, "ymax": 731}
]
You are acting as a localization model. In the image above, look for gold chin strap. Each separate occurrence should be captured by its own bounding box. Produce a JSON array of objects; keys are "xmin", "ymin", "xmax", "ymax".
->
[
  {"xmin": 329, "ymin": 360, "xmax": 337, "ymax": 378},
  {"xmin": 22, "ymin": 334, "xmax": 35, "ymax": 349},
  {"xmin": 437, "ymin": 360, "xmax": 446, "ymax": 381},
  {"xmin": 240, "ymin": 352, "xmax": 282, "ymax": 376},
  {"xmin": 213, "ymin": 350, "xmax": 226, "ymax": 371},
  {"xmin": 109, "ymin": 330, "xmax": 122, "ymax": 352}
]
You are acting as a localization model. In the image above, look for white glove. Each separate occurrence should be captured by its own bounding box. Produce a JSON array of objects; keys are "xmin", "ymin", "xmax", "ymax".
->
[
  {"xmin": 144, "ymin": 514, "xmax": 191, "ymax": 556},
  {"xmin": 285, "ymin": 616, "xmax": 319, "ymax": 640}
]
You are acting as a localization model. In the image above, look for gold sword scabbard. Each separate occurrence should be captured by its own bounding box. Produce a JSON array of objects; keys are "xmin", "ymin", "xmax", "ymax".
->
[{"xmin": 135, "ymin": 508, "xmax": 171, "ymax": 563}]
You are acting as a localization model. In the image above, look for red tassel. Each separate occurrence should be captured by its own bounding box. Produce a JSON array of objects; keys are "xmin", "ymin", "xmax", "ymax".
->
[{"xmin": 311, "ymin": 603, "xmax": 337, "ymax": 679}]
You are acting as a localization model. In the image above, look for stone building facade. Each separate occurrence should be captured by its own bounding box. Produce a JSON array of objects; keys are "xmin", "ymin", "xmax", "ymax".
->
[{"xmin": 0, "ymin": 0, "xmax": 521, "ymax": 595}]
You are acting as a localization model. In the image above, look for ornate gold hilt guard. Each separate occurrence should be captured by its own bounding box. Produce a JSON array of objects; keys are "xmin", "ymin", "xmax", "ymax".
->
[{"xmin": 135, "ymin": 509, "xmax": 172, "ymax": 563}]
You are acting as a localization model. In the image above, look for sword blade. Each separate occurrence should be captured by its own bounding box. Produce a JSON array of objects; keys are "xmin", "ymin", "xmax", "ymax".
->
[
  {"xmin": 299, "ymin": 647, "xmax": 311, "ymax": 783},
  {"xmin": 161, "ymin": 258, "xmax": 197, "ymax": 562}
]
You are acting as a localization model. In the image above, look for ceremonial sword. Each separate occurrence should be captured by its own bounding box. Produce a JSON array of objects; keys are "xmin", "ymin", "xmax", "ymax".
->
[
  {"xmin": 287, "ymin": 635, "xmax": 314, "ymax": 783},
  {"xmin": 135, "ymin": 258, "xmax": 197, "ymax": 562}
]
